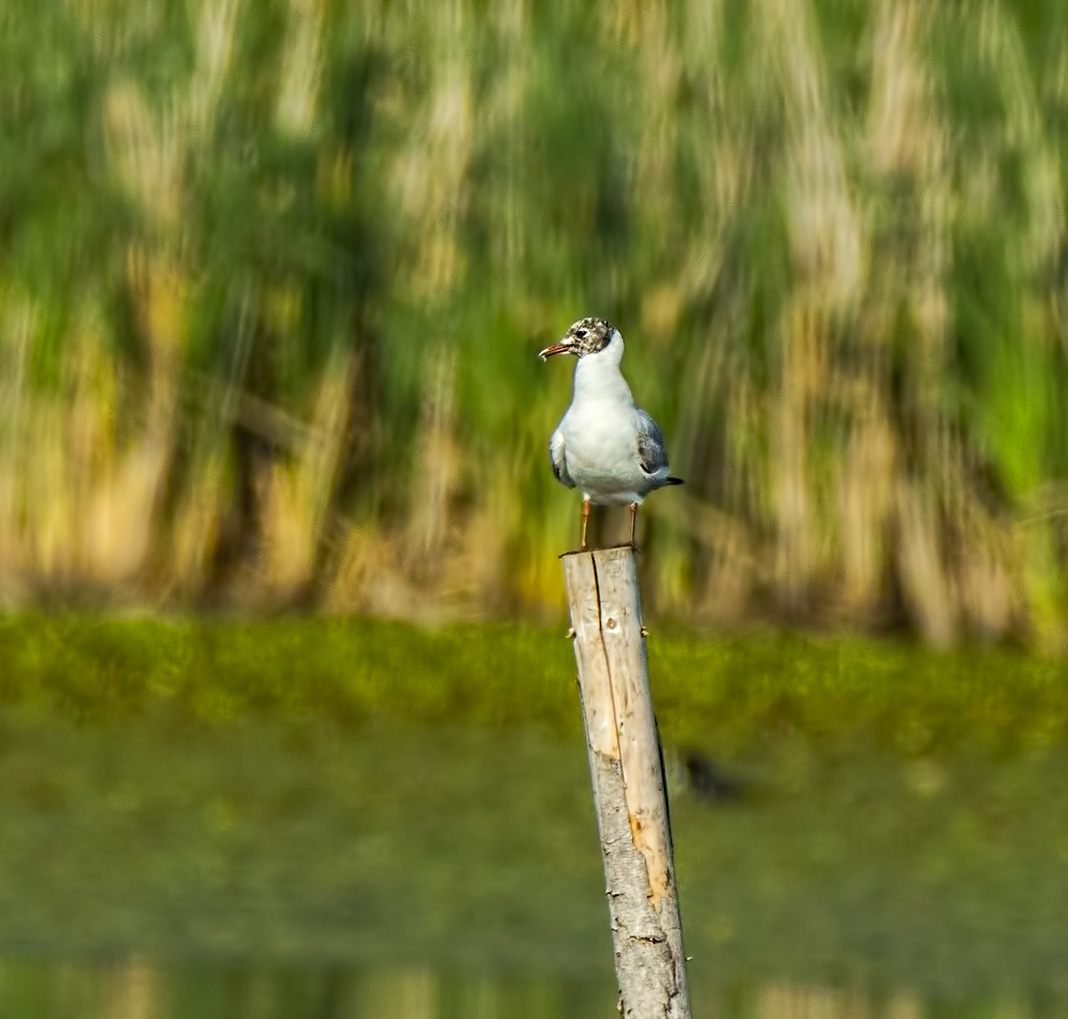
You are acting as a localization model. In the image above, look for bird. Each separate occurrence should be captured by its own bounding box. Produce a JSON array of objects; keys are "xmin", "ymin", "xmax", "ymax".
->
[
  {"xmin": 677, "ymin": 749, "xmax": 745, "ymax": 804},
  {"xmin": 539, "ymin": 316, "xmax": 683, "ymax": 550}
]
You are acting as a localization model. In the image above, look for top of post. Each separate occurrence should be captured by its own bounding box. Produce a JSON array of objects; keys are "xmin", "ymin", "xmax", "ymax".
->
[{"xmin": 559, "ymin": 545, "xmax": 638, "ymax": 562}]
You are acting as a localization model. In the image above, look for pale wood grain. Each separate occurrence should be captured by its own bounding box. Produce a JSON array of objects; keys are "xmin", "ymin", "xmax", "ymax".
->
[{"xmin": 562, "ymin": 546, "xmax": 692, "ymax": 1019}]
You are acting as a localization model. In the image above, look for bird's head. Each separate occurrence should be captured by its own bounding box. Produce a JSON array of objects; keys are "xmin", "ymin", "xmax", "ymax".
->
[{"xmin": 539, "ymin": 317, "xmax": 615, "ymax": 361}]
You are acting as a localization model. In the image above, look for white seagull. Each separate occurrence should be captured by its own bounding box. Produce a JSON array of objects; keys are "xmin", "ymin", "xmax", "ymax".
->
[{"xmin": 539, "ymin": 316, "xmax": 683, "ymax": 550}]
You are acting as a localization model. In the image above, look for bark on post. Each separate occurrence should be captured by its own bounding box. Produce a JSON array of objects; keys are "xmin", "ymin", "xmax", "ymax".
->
[{"xmin": 562, "ymin": 546, "xmax": 692, "ymax": 1019}]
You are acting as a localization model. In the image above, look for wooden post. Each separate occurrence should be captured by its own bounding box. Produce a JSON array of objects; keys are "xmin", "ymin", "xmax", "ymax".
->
[{"xmin": 562, "ymin": 546, "xmax": 692, "ymax": 1019}]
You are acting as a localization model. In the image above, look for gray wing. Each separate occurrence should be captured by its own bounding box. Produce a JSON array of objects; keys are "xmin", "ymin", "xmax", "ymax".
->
[
  {"xmin": 549, "ymin": 427, "xmax": 575, "ymax": 488},
  {"xmin": 636, "ymin": 410, "xmax": 670, "ymax": 476}
]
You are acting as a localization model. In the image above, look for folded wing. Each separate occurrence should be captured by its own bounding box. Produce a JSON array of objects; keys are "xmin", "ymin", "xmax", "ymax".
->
[
  {"xmin": 549, "ymin": 427, "xmax": 575, "ymax": 488},
  {"xmin": 636, "ymin": 409, "xmax": 670, "ymax": 476}
]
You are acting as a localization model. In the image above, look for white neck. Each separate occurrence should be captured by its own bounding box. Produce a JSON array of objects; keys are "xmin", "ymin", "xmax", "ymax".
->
[{"xmin": 572, "ymin": 329, "xmax": 633, "ymax": 405}]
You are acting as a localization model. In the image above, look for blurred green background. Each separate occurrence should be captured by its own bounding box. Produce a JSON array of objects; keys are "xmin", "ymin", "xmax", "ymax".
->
[
  {"xmin": 4, "ymin": 0, "xmax": 1068, "ymax": 645},
  {"xmin": 5, "ymin": 2, "xmax": 1068, "ymax": 1016}
]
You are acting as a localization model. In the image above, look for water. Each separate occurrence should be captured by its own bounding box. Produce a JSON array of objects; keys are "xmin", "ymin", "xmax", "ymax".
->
[
  {"xmin": 8, "ymin": 960, "xmax": 1067, "ymax": 1018},
  {"xmin": 2, "ymin": 712, "xmax": 1067, "ymax": 1016}
]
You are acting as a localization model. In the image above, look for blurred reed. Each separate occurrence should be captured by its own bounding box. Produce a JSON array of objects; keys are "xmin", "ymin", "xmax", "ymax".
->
[{"xmin": 1, "ymin": 0, "xmax": 1067, "ymax": 645}]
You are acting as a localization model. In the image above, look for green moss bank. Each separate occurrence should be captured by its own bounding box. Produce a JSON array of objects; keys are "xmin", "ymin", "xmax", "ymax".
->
[{"xmin": 4, "ymin": 615, "xmax": 1066, "ymax": 760}]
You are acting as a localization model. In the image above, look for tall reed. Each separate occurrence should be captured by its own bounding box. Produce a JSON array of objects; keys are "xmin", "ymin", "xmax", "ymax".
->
[{"xmin": 1, "ymin": 0, "xmax": 1067, "ymax": 645}]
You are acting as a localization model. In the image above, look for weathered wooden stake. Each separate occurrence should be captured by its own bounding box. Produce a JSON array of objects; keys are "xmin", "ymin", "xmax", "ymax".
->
[{"xmin": 563, "ymin": 545, "xmax": 692, "ymax": 1019}]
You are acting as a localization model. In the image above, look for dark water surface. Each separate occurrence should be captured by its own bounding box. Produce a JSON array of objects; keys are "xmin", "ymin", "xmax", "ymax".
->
[{"xmin": 2, "ymin": 713, "xmax": 1067, "ymax": 1017}]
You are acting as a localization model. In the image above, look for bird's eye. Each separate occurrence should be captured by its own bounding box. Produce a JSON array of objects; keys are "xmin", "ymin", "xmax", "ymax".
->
[{"xmin": 575, "ymin": 329, "xmax": 588, "ymax": 339}]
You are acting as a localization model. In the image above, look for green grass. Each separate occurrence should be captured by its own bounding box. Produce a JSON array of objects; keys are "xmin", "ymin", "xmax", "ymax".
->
[{"xmin": 4, "ymin": 614, "xmax": 1068, "ymax": 763}]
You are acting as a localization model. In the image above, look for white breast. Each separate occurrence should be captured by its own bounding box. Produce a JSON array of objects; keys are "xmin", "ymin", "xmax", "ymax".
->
[{"xmin": 556, "ymin": 332, "xmax": 653, "ymax": 505}]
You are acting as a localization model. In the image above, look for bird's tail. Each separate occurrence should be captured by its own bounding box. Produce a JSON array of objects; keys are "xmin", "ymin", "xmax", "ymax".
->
[{"xmin": 665, "ymin": 477, "xmax": 684, "ymax": 486}]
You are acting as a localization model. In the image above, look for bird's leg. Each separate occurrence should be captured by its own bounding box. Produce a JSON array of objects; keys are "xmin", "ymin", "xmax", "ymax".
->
[
  {"xmin": 580, "ymin": 498, "xmax": 591, "ymax": 551},
  {"xmin": 629, "ymin": 503, "xmax": 638, "ymax": 548}
]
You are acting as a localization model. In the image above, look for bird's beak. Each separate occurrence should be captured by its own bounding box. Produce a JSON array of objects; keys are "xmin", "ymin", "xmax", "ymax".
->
[{"xmin": 538, "ymin": 339, "xmax": 573, "ymax": 361}]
